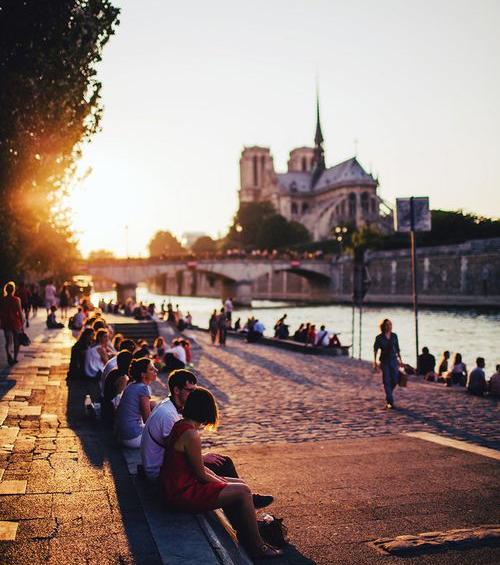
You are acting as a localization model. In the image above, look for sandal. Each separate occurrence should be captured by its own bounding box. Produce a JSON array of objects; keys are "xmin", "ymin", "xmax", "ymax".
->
[{"xmin": 255, "ymin": 543, "xmax": 283, "ymax": 559}]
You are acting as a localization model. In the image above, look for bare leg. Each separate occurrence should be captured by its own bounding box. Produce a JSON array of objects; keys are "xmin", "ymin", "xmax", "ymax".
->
[{"xmin": 216, "ymin": 483, "xmax": 265, "ymax": 552}]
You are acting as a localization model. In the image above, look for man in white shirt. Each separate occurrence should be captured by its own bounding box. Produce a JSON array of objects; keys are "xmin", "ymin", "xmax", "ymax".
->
[
  {"xmin": 315, "ymin": 325, "xmax": 329, "ymax": 347},
  {"xmin": 140, "ymin": 369, "xmax": 273, "ymax": 509}
]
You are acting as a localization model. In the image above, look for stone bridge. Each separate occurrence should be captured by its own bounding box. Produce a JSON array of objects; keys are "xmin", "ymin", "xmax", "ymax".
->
[{"xmin": 84, "ymin": 257, "xmax": 335, "ymax": 305}]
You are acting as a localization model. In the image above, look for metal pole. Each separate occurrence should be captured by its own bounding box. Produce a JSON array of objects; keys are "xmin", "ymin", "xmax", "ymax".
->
[
  {"xmin": 358, "ymin": 298, "xmax": 362, "ymax": 361},
  {"xmin": 410, "ymin": 198, "xmax": 419, "ymax": 367},
  {"xmin": 351, "ymin": 264, "xmax": 356, "ymax": 357}
]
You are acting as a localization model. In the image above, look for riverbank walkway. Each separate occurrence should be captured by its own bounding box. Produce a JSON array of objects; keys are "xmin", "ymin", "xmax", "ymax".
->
[{"xmin": 0, "ymin": 318, "xmax": 498, "ymax": 564}]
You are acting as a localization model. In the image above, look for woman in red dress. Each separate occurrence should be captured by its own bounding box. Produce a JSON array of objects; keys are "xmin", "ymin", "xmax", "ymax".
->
[
  {"xmin": 161, "ymin": 387, "xmax": 282, "ymax": 559},
  {"xmin": 0, "ymin": 282, "xmax": 24, "ymax": 366}
]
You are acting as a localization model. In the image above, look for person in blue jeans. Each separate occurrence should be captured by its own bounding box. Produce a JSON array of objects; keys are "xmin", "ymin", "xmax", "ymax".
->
[{"xmin": 373, "ymin": 319, "xmax": 404, "ymax": 409}]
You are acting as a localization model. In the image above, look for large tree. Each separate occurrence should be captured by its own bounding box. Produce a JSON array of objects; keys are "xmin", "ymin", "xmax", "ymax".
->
[
  {"xmin": 148, "ymin": 231, "xmax": 185, "ymax": 257},
  {"xmin": 191, "ymin": 235, "xmax": 217, "ymax": 254},
  {"xmin": 225, "ymin": 202, "xmax": 311, "ymax": 250},
  {"xmin": 0, "ymin": 0, "xmax": 120, "ymax": 281}
]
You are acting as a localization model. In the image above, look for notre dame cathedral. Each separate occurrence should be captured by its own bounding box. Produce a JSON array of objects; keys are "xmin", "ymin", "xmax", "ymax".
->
[{"xmin": 238, "ymin": 99, "xmax": 393, "ymax": 241}]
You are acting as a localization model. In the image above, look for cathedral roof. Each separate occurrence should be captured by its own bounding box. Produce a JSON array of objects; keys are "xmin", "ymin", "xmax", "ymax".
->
[
  {"xmin": 275, "ymin": 171, "xmax": 311, "ymax": 193},
  {"xmin": 276, "ymin": 157, "xmax": 377, "ymax": 194},
  {"xmin": 315, "ymin": 157, "xmax": 376, "ymax": 189}
]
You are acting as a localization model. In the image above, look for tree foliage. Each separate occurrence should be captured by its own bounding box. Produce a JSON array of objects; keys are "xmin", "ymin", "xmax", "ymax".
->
[
  {"xmin": 148, "ymin": 231, "xmax": 185, "ymax": 257},
  {"xmin": 0, "ymin": 0, "xmax": 120, "ymax": 281},
  {"xmin": 191, "ymin": 235, "xmax": 217, "ymax": 254},
  {"xmin": 225, "ymin": 202, "xmax": 311, "ymax": 250}
]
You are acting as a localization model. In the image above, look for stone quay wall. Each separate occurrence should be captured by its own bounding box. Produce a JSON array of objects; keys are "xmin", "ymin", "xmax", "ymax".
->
[{"xmin": 149, "ymin": 238, "xmax": 500, "ymax": 307}]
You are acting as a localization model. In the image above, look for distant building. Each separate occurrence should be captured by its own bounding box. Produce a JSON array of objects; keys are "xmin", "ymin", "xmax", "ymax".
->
[
  {"xmin": 238, "ymin": 98, "xmax": 393, "ymax": 240},
  {"xmin": 181, "ymin": 231, "xmax": 207, "ymax": 248}
]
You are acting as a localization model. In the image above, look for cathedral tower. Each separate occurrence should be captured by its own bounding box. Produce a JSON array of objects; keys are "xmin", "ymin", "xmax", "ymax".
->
[{"xmin": 239, "ymin": 147, "xmax": 274, "ymax": 203}]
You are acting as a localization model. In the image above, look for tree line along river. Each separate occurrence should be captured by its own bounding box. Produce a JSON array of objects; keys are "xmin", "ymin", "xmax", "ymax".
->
[{"xmin": 92, "ymin": 287, "xmax": 500, "ymax": 377}]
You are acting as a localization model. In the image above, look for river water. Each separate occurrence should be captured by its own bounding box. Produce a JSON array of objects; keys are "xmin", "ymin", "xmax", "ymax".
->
[{"xmin": 92, "ymin": 287, "xmax": 500, "ymax": 373}]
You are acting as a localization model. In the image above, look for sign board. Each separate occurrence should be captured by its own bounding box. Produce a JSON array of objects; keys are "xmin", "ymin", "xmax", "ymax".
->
[{"xmin": 395, "ymin": 197, "xmax": 431, "ymax": 232}]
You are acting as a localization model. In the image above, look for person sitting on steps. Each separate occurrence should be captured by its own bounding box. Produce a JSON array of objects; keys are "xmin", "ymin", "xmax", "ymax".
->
[
  {"xmin": 160, "ymin": 387, "xmax": 283, "ymax": 559},
  {"xmin": 140, "ymin": 369, "xmax": 274, "ymax": 510}
]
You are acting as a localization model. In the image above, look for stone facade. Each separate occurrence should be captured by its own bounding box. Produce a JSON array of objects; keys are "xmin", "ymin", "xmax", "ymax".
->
[{"xmin": 238, "ymin": 101, "xmax": 393, "ymax": 240}]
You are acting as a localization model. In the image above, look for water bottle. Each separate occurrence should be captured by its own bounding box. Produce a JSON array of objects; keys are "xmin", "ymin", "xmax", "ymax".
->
[
  {"xmin": 84, "ymin": 395, "xmax": 93, "ymax": 413},
  {"xmin": 93, "ymin": 402, "xmax": 101, "ymax": 419}
]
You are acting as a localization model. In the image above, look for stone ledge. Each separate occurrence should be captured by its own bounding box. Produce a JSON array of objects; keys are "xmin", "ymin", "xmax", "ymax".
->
[{"xmin": 371, "ymin": 525, "xmax": 500, "ymax": 556}]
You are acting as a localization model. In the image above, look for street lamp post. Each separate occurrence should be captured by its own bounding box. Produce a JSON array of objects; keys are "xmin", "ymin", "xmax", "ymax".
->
[{"xmin": 334, "ymin": 225, "xmax": 348, "ymax": 255}]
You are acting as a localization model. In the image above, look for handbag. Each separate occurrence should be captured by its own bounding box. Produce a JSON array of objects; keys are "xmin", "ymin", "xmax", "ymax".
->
[
  {"xmin": 398, "ymin": 371, "xmax": 408, "ymax": 387},
  {"xmin": 18, "ymin": 331, "xmax": 31, "ymax": 347},
  {"xmin": 257, "ymin": 513, "xmax": 288, "ymax": 548}
]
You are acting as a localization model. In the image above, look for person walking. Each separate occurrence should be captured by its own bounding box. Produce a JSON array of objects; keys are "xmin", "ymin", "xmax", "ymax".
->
[
  {"xmin": 0, "ymin": 282, "xmax": 24, "ymax": 366},
  {"xmin": 216, "ymin": 307, "xmax": 227, "ymax": 346},
  {"xmin": 373, "ymin": 318, "xmax": 403, "ymax": 409}
]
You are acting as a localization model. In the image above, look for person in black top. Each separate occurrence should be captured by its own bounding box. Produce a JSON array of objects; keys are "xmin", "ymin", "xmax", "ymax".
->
[
  {"xmin": 373, "ymin": 319, "xmax": 403, "ymax": 409},
  {"xmin": 67, "ymin": 328, "xmax": 94, "ymax": 380},
  {"xmin": 417, "ymin": 346, "xmax": 436, "ymax": 379}
]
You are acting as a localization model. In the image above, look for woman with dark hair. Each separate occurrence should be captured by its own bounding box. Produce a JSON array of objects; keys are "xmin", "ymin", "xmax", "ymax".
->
[
  {"xmin": 373, "ymin": 318, "xmax": 403, "ymax": 409},
  {"xmin": 67, "ymin": 328, "xmax": 94, "ymax": 380},
  {"xmin": 112, "ymin": 333, "xmax": 124, "ymax": 352},
  {"xmin": 161, "ymin": 388, "xmax": 283, "ymax": 559},
  {"xmin": 115, "ymin": 357, "xmax": 157, "ymax": 447},
  {"xmin": 102, "ymin": 350, "xmax": 133, "ymax": 425},
  {"xmin": 0, "ymin": 282, "xmax": 24, "ymax": 366},
  {"xmin": 438, "ymin": 350, "xmax": 450, "ymax": 379},
  {"xmin": 447, "ymin": 353, "xmax": 467, "ymax": 387}
]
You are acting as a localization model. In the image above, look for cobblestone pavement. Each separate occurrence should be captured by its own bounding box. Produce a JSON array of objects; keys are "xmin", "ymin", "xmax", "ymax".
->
[
  {"xmin": 154, "ymin": 331, "xmax": 500, "ymax": 451},
  {"xmin": 0, "ymin": 322, "xmax": 159, "ymax": 564}
]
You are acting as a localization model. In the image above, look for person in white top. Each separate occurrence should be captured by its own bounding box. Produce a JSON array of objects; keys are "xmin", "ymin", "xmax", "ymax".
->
[
  {"xmin": 85, "ymin": 329, "xmax": 114, "ymax": 378},
  {"xmin": 315, "ymin": 325, "xmax": 329, "ymax": 347},
  {"xmin": 224, "ymin": 297, "xmax": 233, "ymax": 325},
  {"xmin": 169, "ymin": 339, "xmax": 187, "ymax": 365},
  {"xmin": 44, "ymin": 282, "xmax": 57, "ymax": 312}
]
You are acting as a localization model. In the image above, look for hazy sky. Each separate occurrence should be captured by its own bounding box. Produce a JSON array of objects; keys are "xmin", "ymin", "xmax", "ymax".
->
[{"xmin": 69, "ymin": 0, "xmax": 500, "ymax": 257}]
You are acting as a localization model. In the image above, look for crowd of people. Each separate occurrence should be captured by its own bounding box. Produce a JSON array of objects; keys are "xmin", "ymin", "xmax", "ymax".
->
[
  {"xmin": 207, "ymin": 303, "xmax": 344, "ymax": 350},
  {"xmin": 372, "ymin": 318, "xmax": 499, "ymax": 409},
  {"xmin": 1, "ymin": 279, "xmax": 498, "ymax": 557},
  {"xmin": 64, "ymin": 304, "xmax": 282, "ymax": 559},
  {"xmin": 416, "ymin": 346, "xmax": 500, "ymax": 397},
  {"xmin": 273, "ymin": 315, "xmax": 343, "ymax": 348}
]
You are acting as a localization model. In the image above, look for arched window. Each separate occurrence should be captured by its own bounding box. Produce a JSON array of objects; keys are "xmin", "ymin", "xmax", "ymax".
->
[
  {"xmin": 291, "ymin": 202, "xmax": 298, "ymax": 214},
  {"xmin": 302, "ymin": 202, "xmax": 309, "ymax": 213},
  {"xmin": 301, "ymin": 157, "xmax": 307, "ymax": 171},
  {"xmin": 348, "ymin": 193, "xmax": 356, "ymax": 217},
  {"xmin": 252, "ymin": 155, "xmax": 258, "ymax": 186},
  {"xmin": 361, "ymin": 192, "xmax": 369, "ymax": 213}
]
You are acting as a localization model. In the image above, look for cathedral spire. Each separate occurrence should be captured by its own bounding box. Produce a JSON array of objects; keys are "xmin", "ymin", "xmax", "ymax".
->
[
  {"xmin": 314, "ymin": 92, "xmax": 324, "ymax": 145},
  {"xmin": 311, "ymin": 89, "xmax": 326, "ymax": 188}
]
